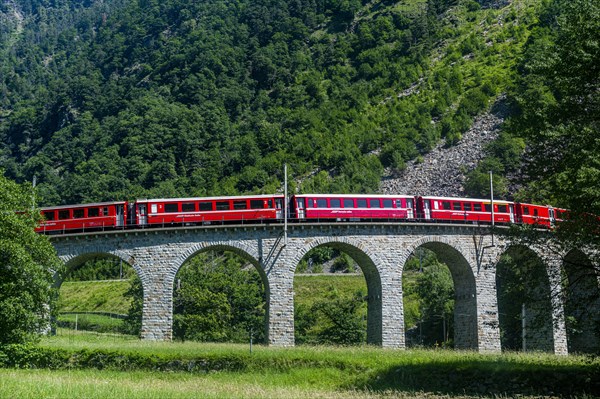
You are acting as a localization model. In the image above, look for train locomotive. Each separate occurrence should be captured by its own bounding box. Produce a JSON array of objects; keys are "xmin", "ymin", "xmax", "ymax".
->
[{"xmin": 36, "ymin": 193, "xmax": 564, "ymax": 234}]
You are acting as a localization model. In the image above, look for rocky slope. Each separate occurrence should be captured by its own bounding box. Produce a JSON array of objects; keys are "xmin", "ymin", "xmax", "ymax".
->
[{"xmin": 379, "ymin": 97, "xmax": 508, "ymax": 197}]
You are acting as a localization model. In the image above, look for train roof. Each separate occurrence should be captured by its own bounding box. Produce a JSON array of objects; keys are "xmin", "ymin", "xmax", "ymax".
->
[
  {"xmin": 293, "ymin": 193, "xmax": 414, "ymax": 198},
  {"xmin": 135, "ymin": 194, "xmax": 284, "ymax": 203},
  {"xmin": 40, "ymin": 201, "xmax": 127, "ymax": 211},
  {"xmin": 419, "ymin": 196, "xmax": 514, "ymax": 204}
]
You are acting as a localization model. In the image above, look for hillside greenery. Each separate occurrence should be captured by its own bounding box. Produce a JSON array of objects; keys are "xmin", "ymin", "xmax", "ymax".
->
[{"xmin": 1, "ymin": 0, "xmax": 546, "ymax": 205}]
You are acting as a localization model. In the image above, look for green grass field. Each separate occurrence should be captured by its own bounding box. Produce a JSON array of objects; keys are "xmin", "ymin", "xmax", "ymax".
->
[{"xmin": 0, "ymin": 332, "xmax": 596, "ymax": 398}]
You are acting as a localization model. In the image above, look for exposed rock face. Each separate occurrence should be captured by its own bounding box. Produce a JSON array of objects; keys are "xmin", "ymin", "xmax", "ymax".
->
[{"xmin": 379, "ymin": 98, "xmax": 508, "ymax": 197}]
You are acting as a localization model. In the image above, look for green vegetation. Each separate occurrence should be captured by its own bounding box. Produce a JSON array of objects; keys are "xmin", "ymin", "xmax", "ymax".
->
[
  {"xmin": 173, "ymin": 252, "xmax": 266, "ymax": 343},
  {"xmin": 57, "ymin": 313, "xmax": 126, "ymax": 334},
  {"xmin": 0, "ymin": 172, "xmax": 61, "ymax": 345},
  {"xmin": 0, "ymin": 0, "xmax": 543, "ymax": 203},
  {"xmin": 58, "ymin": 280, "xmax": 132, "ymax": 314},
  {"xmin": 0, "ymin": 336, "xmax": 597, "ymax": 397},
  {"xmin": 58, "ymin": 254, "xmax": 455, "ymax": 348}
]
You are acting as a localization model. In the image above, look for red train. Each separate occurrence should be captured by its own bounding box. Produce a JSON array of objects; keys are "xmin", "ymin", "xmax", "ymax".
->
[{"xmin": 35, "ymin": 194, "xmax": 564, "ymax": 234}]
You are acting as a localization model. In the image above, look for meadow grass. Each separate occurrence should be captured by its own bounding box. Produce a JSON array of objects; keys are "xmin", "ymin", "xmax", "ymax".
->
[
  {"xmin": 0, "ymin": 330, "xmax": 596, "ymax": 398},
  {"xmin": 0, "ymin": 368, "xmax": 485, "ymax": 399}
]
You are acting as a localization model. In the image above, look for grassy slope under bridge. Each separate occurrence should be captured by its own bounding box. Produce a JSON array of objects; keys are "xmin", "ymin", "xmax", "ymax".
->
[{"xmin": 56, "ymin": 273, "xmax": 423, "ymax": 334}]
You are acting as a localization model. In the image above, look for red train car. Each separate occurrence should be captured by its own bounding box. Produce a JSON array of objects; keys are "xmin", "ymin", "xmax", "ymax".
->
[
  {"xmin": 133, "ymin": 195, "xmax": 284, "ymax": 226},
  {"xmin": 290, "ymin": 194, "xmax": 416, "ymax": 221},
  {"xmin": 417, "ymin": 196, "xmax": 515, "ymax": 224},
  {"xmin": 514, "ymin": 203, "xmax": 563, "ymax": 227},
  {"xmin": 37, "ymin": 201, "xmax": 127, "ymax": 233}
]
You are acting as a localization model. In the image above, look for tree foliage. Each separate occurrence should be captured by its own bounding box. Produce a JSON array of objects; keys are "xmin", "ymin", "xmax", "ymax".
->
[
  {"xmin": 0, "ymin": 172, "xmax": 61, "ymax": 344},
  {"xmin": 508, "ymin": 0, "xmax": 600, "ymax": 212},
  {"xmin": 0, "ymin": 0, "xmax": 517, "ymax": 202},
  {"xmin": 173, "ymin": 252, "xmax": 265, "ymax": 343},
  {"xmin": 414, "ymin": 262, "xmax": 454, "ymax": 346}
]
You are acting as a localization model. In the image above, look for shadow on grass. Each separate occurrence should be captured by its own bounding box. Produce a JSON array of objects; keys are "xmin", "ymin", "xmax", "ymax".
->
[{"xmin": 353, "ymin": 358, "xmax": 600, "ymax": 397}]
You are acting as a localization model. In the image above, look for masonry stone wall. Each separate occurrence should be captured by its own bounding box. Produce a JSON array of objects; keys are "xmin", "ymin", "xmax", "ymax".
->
[{"xmin": 50, "ymin": 223, "xmax": 586, "ymax": 354}]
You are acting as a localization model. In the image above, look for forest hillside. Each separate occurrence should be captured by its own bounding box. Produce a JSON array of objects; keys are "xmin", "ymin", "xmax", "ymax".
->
[{"xmin": 0, "ymin": 0, "xmax": 579, "ymax": 206}]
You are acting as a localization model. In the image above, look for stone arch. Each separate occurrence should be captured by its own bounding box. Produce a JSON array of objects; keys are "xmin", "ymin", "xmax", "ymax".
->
[
  {"xmin": 496, "ymin": 244, "xmax": 555, "ymax": 352},
  {"xmin": 403, "ymin": 236, "xmax": 478, "ymax": 350},
  {"xmin": 563, "ymin": 249, "xmax": 600, "ymax": 353},
  {"xmin": 171, "ymin": 241, "xmax": 263, "ymax": 285},
  {"xmin": 56, "ymin": 249, "xmax": 141, "ymax": 288},
  {"xmin": 291, "ymin": 236, "xmax": 383, "ymax": 345},
  {"xmin": 169, "ymin": 241, "xmax": 268, "ymax": 342}
]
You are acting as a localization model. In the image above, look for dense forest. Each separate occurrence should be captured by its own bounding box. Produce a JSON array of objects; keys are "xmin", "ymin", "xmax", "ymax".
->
[{"xmin": 1, "ymin": 0, "xmax": 541, "ymax": 205}]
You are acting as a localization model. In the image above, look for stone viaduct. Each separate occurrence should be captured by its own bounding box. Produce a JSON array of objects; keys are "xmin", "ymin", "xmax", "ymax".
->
[{"xmin": 49, "ymin": 222, "xmax": 600, "ymax": 354}]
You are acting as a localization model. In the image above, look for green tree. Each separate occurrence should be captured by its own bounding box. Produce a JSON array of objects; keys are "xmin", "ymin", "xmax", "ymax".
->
[
  {"xmin": 505, "ymin": 0, "xmax": 600, "ymax": 340},
  {"xmin": 0, "ymin": 172, "xmax": 61, "ymax": 344},
  {"xmin": 173, "ymin": 252, "xmax": 265, "ymax": 343},
  {"xmin": 312, "ymin": 290, "xmax": 366, "ymax": 345},
  {"xmin": 510, "ymin": 0, "xmax": 600, "ymax": 214},
  {"xmin": 415, "ymin": 262, "xmax": 454, "ymax": 346}
]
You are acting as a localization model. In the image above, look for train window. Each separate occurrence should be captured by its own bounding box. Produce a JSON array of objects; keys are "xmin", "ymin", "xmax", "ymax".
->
[
  {"xmin": 73, "ymin": 209, "xmax": 84, "ymax": 218},
  {"xmin": 250, "ymin": 200, "xmax": 264, "ymax": 209},
  {"xmin": 357, "ymin": 199, "xmax": 367, "ymax": 208},
  {"xmin": 43, "ymin": 211, "xmax": 55, "ymax": 221},
  {"xmin": 497, "ymin": 204, "xmax": 508, "ymax": 213},
  {"xmin": 484, "ymin": 204, "xmax": 491, "ymax": 212},
  {"xmin": 370, "ymin": 199, "xmax": 381, "ymax": 208},
  {"xmin": 58, "ymin": 210, "xmax": 70, "ymax": 220},
  {"xmin": 268, "ymin": 200, "xmax": 274, "ymax": 208},
  {"xmin": 165, "ymin": 203, "xmax": 179, "ymax": 213},
  {"xmin": 344, "ymin": 199, "xmax": 354, "ymax": 208},
  {"xmin": 533, "ymin": 209, "xmax": 539, "ymax": 217},
  {"xmin": 233, "ymin": 200, "xmax": 247, "ymax": 210},
  {"xmin": 406, "ymin": 199, "xmax": 413, "ymax": 209},
  {"xmin": 182, "ymin": 203, "xmax": 196, "ymax": 212},
  {"xmin": 88, "ymin": 208, "xmax": 99, "ymax": 217},
  {"xmin": 463, "ymin": 203, "xmax": 472, "ymax": 211},
  {"xmin": 383, "ymin": 199, "xmax": 393, "ymax": 208},
  {"xmin": 453, "ymin": 202, "xmax": 462, "ymax": 211},
  {"xmin": 523, "ymin": 207, "xmax": 530, "ymax": 215},
  {"xmin": 330, "ymin": 199, "xmax": 341, "ymax": 208},
  {"xmin": 474, "ymin": 203, "xmax": 482, "ymax": 211},
  {"xmin": 316, "ymin": 199, "xmax": 328, "ymax": 208},
  {"xmin": 442, "ymin": 202, "xmax": 451, "ymax": 210},
  {"xmin": 216, "ymin": 201, "xmax": 230, "ymax": 210},
  {"xmin": 199, "ymin": 202, "xmax": 212, "ymax": 211}
]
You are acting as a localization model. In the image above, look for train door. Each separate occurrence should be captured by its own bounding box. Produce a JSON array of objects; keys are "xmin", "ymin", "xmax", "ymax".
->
[
  {"xmin": 296, "ymin": 198, "xmax": 306, "ymax": 219},
  {"xmin": 406, "ymin": 198, "xmax": 414, "ymax": 219},
  {"xmin": 514, "ymin": 203, "xmax": 523, "ymax": 224},
  {"xmin": 116, "ymin": 204, "xmax": 125, "ymax": 227},
  {"xmin": 138, "ymin": 204, "xmax": 148, "ymax": 225},
  {"xmin": 509, "ymin": 204, "xmax": 515, "ymax": 223},
  {"xmin": 549, "ymin": 207, "xmax": 556, "ymax": 226},
  {"xmin": 275, "ymin": 198, "xmax": 283, "ymax": 219},
  {"xmin": 423, "ymin": 199, "xmax": 431, "ymax": 220}
]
